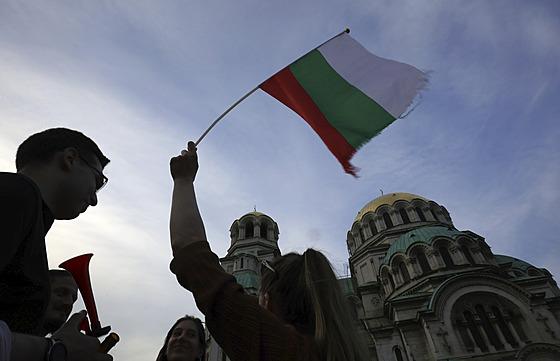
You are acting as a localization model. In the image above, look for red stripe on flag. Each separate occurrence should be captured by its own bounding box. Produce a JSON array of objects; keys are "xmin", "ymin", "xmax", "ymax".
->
[{"xmin": 260, "ymin": 67, "xmax": 359, "ymax": 176}]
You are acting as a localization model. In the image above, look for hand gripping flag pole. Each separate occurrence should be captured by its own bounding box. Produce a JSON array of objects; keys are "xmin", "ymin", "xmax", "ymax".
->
[{"xmin": 194, "ymin": 28, "xmax": 428, "ymax": 176}]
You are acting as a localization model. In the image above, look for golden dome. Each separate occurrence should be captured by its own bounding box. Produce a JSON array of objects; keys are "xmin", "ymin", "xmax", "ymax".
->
[
  {"xmin": 354, "ymin": 192, "xmax": 429, "ymax": 222},
  {"xmin": 242, "ymin": 211, "xmax": 266, "ymax": 218}
]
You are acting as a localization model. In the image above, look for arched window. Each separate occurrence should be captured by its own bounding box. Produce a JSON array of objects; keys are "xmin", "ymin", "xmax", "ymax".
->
[
  {"xmin": 360, "ymin": 227, "xmax": 366, "ymax": 243},
  {"xmin": 417, "ymin": 252, "xmax": 431, "ymax": 274},
  {"xmin": 387, "ymin": 272, "xmax": 395, "ymax": 291},
  {"xmin": 398, "ymin": 262, "xmax": 411, "ymax": 283},
  {"xmin": 461, "ymin": 245, "xmax": 475, "ymax": 265},
  {"xmin": 394, "ymin": 347, "xmax": 404, "ymax": 361},
  {"xmin": 369, "ymin": 219, "xmax": 378, "ymax": 236},
  {"xmin": 457, "ymin": 319, "xmax": 475, "ymax": 351},
  {"xmin": 245, "ymin": 221, "xmax": 254, "ymax": 238},
  {"xmin": 512, "ymin": 270, "xmax": 524, "ymax": 278},
  {"xmin": 399, "ymin": 209, "xmax": 410, "ymax": 224},
  {"xmin": 491, "ymin": 306, "xmax": 517, "ymax": 347},
  {"xmin": 475, "ymin": 304, "xmax": 502, "ymax": 349},
  {"xmin": 239, "ymin": 257, "xmax": 244, "ymax": 269},
  {"xmin": 456, "ymin": 296, "xmax": 528, "ymax": 354},
  {"xmin": 347, "ymin": 233, "xmax": 356, "ymax": 255},
  {"xmin": 415, "ymin": 207, "xmax": 426, "ymax": 221},
  {"xmin": 439, "ymin": 247, "xmax": 454, "ymax": 267},
  {"xmin": 231, "ymin": 225, "xmax": 239, "ymax": 242},
  {"xmin": 260, "ymin": 223, "xmax": 268, "ymax": 239},
  {"xmin": 383, "ymin": 213, "xmax": 394, "ymax": 229},
  {"xmin": 430, "ymin": 209, "xmax": 438, "ymax": 221},
  {"xmin": 464, "ymin": 310, "xmax": 487, "ymax": 351}
]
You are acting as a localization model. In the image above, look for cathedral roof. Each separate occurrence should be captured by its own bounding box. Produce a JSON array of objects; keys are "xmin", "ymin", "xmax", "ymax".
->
[
  {"xmin": 234, "ymin": 272, "xmax": 261, "ymax": 289},
  {"xmin": 338, "ymin": 277, "xmax": 355, "ymax": 296},
  {"xmin": 243, "ymin": 211, "xmax": 267, "ymax": 217},
  {"xmin": 494, "ymin": 254, "xmax": 534, "ymax": 271},
  {"xmin": 354, "ymin": 192, "xmax": 429, "ymax": 222},
  {"xmin": 383, "ymin": 226, "xmax": 467, "ymax": 264}
]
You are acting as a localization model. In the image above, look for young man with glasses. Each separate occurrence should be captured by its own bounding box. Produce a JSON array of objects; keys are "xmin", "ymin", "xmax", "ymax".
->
[{"xmin": 0, "ymin": 128, "xmax": 112, "ymax": 361}]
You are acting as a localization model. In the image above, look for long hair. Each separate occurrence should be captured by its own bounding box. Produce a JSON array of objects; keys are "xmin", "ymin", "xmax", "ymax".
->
[
  {"xmin": 260, "ymin": 249, "xmax": 370, "ymax": 361},
  {"xmin": 156, "ymin": 315, "xmax": 206, "ymax": 361}
]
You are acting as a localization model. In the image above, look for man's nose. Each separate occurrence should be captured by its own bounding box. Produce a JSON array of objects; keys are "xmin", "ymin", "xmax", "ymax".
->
[
  {"xmin": 60, "ymin": 295, "xmax": 74, "ymax": 310},
  {"xmin": 89, "ymin": 193, "xmax": 98, "ymax": 207}
]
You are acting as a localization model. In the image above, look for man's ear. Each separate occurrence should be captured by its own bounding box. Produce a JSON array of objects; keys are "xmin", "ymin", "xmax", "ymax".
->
[{"xmin": 60, "ymin": 148, "xmax": 78, "ymax": 170}]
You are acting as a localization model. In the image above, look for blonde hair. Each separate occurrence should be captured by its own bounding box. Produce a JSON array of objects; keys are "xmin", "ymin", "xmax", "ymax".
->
[{"xmin": 260, "ymin": 249, "xmax": 369, "ymax": 361}]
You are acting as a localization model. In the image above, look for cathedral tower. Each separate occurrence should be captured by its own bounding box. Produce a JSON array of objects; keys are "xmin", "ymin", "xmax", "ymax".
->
[{"xmin": 219, "ymin": 210, "xmax": 281, "ymax": 295}]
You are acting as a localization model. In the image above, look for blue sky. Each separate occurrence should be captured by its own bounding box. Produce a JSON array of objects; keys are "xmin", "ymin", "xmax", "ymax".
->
[{"xmin": 1, "ymin": 1, "xmax": 559, "ymax": 360}]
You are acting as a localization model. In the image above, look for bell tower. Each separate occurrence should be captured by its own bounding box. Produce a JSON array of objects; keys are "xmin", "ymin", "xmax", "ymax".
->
[{"xmin": 219, "ymin": 210, "xmax": 281, "ymax": 295}]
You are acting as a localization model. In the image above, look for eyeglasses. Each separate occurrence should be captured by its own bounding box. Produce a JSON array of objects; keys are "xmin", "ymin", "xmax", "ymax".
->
[
  {"xmin": 79, "ymin": 155, "xmax": 108, "ymax": 192},
  {"xmin": 261, "ymin": 260, "xmax": 276, "ymax": 275}
]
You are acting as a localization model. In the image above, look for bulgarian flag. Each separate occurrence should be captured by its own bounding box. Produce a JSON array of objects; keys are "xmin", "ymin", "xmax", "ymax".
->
[{"xmin": 259, "ymin": 30, "xmax": 428, "ymax": 177}]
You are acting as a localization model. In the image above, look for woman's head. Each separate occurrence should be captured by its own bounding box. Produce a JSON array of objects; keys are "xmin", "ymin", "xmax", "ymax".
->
[
  {"xmin": 260, "ymin": 249, "xmax": 370, "ymax": 361},
  {"xmin": 260, "ymin": 252, "xmax": 316, "ymax": 334},
  {"xmin": 156, "ymin": 315, "xmax": 206, "ymax": 361}
]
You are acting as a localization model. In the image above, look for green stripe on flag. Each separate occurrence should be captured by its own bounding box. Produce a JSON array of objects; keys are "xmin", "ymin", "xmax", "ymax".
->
[{"xmin": 289, "ymin": 50, "xmax": 396, "ymax": 149}]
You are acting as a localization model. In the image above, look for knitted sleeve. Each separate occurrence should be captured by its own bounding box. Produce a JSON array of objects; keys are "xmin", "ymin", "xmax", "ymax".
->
[{"xmin": 170, "ymin": 241, "xmax": 318, "ymax": 361}]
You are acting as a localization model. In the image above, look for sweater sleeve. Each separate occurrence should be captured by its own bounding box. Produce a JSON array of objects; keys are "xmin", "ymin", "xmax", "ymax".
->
[{"xmin": 170, "ymin": 241, "xmax": 318, "ymax": 361}]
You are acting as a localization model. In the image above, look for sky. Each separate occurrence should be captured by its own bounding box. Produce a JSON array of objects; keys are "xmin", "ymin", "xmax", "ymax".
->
[{"xmin": 1, "ymin": 0, "xmax": 559, "ymax": 360}]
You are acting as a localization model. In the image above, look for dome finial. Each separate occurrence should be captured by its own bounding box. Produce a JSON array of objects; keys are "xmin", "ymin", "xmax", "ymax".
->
[
  {"xmin": 254, "ymin": 205, "xmax": 257, "ymax": 212},
  {"xmin": 380, "ymin": 189, "xmax": 384, "ymax": 196}
]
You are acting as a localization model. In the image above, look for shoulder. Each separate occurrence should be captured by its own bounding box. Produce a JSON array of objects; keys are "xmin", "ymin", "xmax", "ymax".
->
[
  {"xmin": 0, "ymin": 172, "xmax": 42, "ymax": 219},
  {"xmin": 0, "ymin": 173, "xmax": 43, "ymax": 265},
  {"xmin": 0, "ymin": 172, "xmax": 41, "ymax": 200}
]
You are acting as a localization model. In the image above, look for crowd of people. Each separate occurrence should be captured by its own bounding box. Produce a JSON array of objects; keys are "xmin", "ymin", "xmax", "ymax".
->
[{"xmin": 0, "ymin": 128, "xmax": 369, "ymax": 361}]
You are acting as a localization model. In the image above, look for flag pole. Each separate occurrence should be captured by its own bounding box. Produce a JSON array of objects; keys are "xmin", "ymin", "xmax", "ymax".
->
[
  {"xmin": 194, "ymin": 28, "xmax": 350, "ymax": 146},
  {"xmin": 194, "ymin": 85, "xmax": 260, "ymax": 146},
  {"xmin": 257, "ymin": 28, "xmax": 350, "ymax": 88}
]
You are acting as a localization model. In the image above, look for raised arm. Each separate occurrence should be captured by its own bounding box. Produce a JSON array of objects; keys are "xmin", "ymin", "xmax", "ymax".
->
[{"xmin": 169, "ymin": 141, "xmax": 207, "ymax": 256}]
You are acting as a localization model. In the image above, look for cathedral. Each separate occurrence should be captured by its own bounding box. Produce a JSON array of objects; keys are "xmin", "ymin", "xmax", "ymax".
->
[{"xmin": 205, "ymin": 192, "xmax": 560, "ymax": 361}]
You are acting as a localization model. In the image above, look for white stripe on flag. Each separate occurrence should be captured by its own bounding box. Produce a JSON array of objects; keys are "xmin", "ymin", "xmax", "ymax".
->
[{"xmin": 318, "ymin": 33, "xmax": 427, "ymax": 118}]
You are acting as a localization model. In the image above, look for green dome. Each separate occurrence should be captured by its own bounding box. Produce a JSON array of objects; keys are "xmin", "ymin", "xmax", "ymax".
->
[
  {"xmin": 383, "ymin": 226, "xmax": 467, "ymax": 264},
  {"xmin": 494, "ymin": 254, "xmax": 534, "ymax": 271}
]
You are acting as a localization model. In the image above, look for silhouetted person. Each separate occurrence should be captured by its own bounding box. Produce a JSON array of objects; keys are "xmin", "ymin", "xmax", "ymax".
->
[
  {"xmin": 0, "ymin": 128, "xmax": 112, "ymax": 361},
  {"xmin": 39, "ymin": 270, "xmax": 79, "ymax": 337},
  {"xmin": 156, "ymin": 315, "xmax": 206, "ymax": 361},
  {"xmin": 168, "ymin": 142, "xmax": 370, "ymax": 361}
]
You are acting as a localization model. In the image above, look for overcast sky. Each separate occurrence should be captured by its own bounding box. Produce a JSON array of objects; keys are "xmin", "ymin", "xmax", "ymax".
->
[{"xmin": 1, "ymin": 1, "xmax": 559, "ymax": 360}]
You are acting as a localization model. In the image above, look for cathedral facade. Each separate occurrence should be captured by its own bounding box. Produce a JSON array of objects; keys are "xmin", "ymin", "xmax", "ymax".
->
[{"xmin": 205, "ymin": 193, "xmax": 560, "ymax": 361}]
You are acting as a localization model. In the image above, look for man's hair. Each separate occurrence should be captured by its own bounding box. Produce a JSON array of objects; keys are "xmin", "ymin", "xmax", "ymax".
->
[
  {"xmin": 16, "ymin": 128, "xmax": 110, "ymax": 171},
  {"xmin": 48, "ymin": 269, "xmax": 75, "ymax": 282}
]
